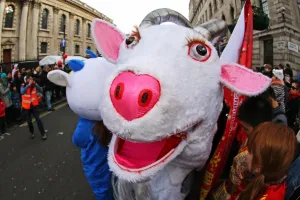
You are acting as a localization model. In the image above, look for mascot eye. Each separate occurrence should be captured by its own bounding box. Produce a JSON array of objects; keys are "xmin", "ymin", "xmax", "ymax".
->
[
  {"xmin": 125, "ymin": 36, "xmax": 138, "ymax": 49},
  {"xmin": 188, "ymin": 42, "xmax": 211, "ymax": 62}
]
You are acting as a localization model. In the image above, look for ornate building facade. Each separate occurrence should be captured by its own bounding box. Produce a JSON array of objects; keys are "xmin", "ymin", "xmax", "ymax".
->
[
  {"xmin": 0, "ymin": 0, "xmax": 112, "ymax": 63},
  {"xmin": 189, "ymin": 0, "xmax": 300, "ymax": 74}
]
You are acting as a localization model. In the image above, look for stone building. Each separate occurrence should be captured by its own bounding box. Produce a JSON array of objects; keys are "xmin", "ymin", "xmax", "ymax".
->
[
  {"xmin": 0, "ymin": 0, "xmax": 112, "ymax": 64},
  {"xmin": 189, "ymin": 0, "xmax": 300, "ymax": 74}
]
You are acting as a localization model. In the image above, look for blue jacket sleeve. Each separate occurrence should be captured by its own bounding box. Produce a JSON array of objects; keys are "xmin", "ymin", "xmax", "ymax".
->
[
  {"xmin": 35, "ymin": 84, "xmax": 43, "ymax": 93},
  {"xmin": 82, "ymin": 135, "xmax": 112, "ymax": 200},
  {"xmin": 72, "ymin": 118, "xmax": 94, "ymax": 148},
  {"xmin": 73, "ymin": 118, "xmax": 112, "ymax": 200},
  {"xmin": 21, "ymin": 85, "xmax": 30, "ymax": 95}
]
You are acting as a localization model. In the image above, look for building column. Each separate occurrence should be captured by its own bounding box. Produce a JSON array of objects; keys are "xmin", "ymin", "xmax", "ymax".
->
[
  {"xmin": 0, "ymin": 0, "xmax": 6, "ymax": 61},
  {"xmin": 69, "ymin": 13, "xmax": 74, "ymax": 56},
  {"xmin": 19, "ymin": 0, "xmax": 30, "ymax": 60},
  {"xmin": 52, "ymin": 7, "xmax": 59, "ymax": 55},
  {"xmin": 31, "ymin": 0, "xmax": 40, "ymax": 59},
  {"xmin": 82, "ymin": 19, "xmax": 86, "ymax": 56}
]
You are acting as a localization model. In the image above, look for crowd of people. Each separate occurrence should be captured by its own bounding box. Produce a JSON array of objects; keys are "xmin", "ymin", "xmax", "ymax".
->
[
  {"xmin": 206, "ymin": 63, "xmax": 300, "ymax": 199},
  {"xmin": 0, "ymin": 62, "xmax": 71, "ymax": 138}
]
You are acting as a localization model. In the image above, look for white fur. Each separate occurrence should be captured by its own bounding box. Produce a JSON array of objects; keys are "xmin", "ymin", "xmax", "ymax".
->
[
  {"xmin": 92, "ymin": 18, "xmax": 271, "ymax": 200},
  {"xmin": 48, "ymin": 70, "xmax": 72, "ymax": 87},
  {"xmin": 297, "ymin": 130, "xmax": 300, "ymax": 143},
  {"xmin": 47, "ymin": 57, "xmax": 116, "ymax": 121}
]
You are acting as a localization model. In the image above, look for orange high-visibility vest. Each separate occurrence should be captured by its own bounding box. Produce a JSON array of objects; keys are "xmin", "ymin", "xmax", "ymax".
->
[{"xmin": 22, "ymin": 86, "xmax": 39, "ymax": 109}]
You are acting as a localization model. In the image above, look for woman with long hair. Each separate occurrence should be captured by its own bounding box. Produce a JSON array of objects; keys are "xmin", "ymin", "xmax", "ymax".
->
[{"xmin": 237, "ymin": 122, "xmax": 296, "ymax": 200}]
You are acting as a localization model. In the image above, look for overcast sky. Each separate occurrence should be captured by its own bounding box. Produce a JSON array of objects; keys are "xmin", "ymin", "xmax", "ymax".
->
[{"xmin": 81, "ymin": 0, "xmax": 190, "ymax": 33}]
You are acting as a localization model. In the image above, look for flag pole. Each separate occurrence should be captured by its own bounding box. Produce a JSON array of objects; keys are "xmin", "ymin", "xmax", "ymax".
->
[{"xmin": 199, "ymin": 0, "xmax": 253, "ymax": 199}]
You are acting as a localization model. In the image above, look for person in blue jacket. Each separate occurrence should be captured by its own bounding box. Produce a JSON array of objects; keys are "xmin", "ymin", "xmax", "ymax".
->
[
  {"xmin": 72, "ymin": 118, "xmax": 112, "ymax": 200},
  {"xmin": 47, "ymin": 49, "xmax": 115, "ymax": 200}
]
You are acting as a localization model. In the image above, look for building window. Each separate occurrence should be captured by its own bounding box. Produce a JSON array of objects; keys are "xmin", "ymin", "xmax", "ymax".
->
[
  {"xmin": 87, "ymin": 23, "xmax": 91, "ymax": 38},
  {"xmin": 209, "ymin": 3, "xmax": 212, "ymax": 18},
  {"xmin": 241, "ymin": 0, "xmax": 246, "ymax": 7},
  {"xmin": 75, "ymin": 45, "xmax": 80, "ymax": 54},
  {"xmin": 213, "ymin": 0, "xmax": 218, "ymax": 11},
  {"xmin": 230, "ymin": 6, "xmax": 235, "ymax": 21},
  {"xmin": 205, "ymin": 10, "xmax": 208, "ymax": 21},
  {"xmin": 75, "ymin": 19, "xmax": 80, "ymax": 36},
  {"xmin": 222, "ymin": 14, "xmax": 226, "ymax": 22},
  {"xmin": 41, "ymin": 42, "xmax": 48, "ymax": 54},
  {"xmin": 264, "ymin": 39, "xmax": 273, "ymax": 66},
  {"xmin": 298, "ymin": 0, "xmax": 300, "ymax": 8},
  {"xmin": 4, "ymin": 5, "xmax": 14, "ymax": 28},
  {"xmin": 60, "ymin": 14, "xmax": 66, "ymax": 33},
  {"xmin": 41, "ymin": 9, "xmax": 49, "ymax": 29},
  {"xmin": 260, "ymin": 0, "xmax": 269, "ymax": 16}
]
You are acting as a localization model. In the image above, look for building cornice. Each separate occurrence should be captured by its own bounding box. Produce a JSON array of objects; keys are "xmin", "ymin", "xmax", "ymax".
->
[{"xmin": 61, "ymin": 0, "xmax": 112, "ymax": 22}]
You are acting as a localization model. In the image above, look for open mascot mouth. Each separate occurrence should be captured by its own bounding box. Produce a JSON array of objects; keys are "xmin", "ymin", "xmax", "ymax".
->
[{"xmin": 112, "ymin": 121, "xmax": 201, "ymax": 172}]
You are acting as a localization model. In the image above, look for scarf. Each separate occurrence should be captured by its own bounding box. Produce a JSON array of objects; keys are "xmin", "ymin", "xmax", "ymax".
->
[
  {"xmin": 289, "ymin": 92, "xmax": 300, "ymax": 101},
  {"xmin": 271, "ymin": 79, "xmax": 284, "ymax": 86}
]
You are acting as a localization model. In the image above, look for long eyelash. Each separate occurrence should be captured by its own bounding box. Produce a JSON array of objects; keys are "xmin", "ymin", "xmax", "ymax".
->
[
  {"xmin": 186, "ymin": 36, "xmax": 206, "ymax": 47},
  {"xmin": 131, "ymin": 26, "xmax": 141, "ymax": 42}
]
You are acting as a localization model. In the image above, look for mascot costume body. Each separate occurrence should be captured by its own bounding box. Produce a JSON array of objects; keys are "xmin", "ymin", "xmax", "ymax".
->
[
  {"xmin": 91, "ymin": 8, "xmax": 271, "ymax": 200},
  {"xmin": 47, "ymin": 51, "xmax": 115, "ymax": 200}
]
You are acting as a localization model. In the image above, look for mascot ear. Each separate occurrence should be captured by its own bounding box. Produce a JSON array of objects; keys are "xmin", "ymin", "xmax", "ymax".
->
[
  {"xmin": 92, "ymin": 19, "xmax": 125, "ymax": 63},
  {"xmin": 220, "ymin": 63, "xmax": 271, "ymax": 96},
  {"xmin": 85, "ymin": 49, "xmax": 97, "ymax": 58},
  {"xmin": 68, "ymin": 59, "xmax": 85, "ymax": 72},
  {"xmin": 47, "ymin": 70, "xmax": 72, "ymax": 87}
]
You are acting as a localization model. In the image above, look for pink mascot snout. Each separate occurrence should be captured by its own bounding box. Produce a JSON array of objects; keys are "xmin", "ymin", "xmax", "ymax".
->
[{"xmin": 110, "ymin": 71, "xmax": 161, "ymax": 121}]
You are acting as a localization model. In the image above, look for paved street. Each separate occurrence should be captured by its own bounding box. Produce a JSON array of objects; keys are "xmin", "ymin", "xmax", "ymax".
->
[{"xmin": 0, "ymin": 102, "xmax": 96, "ymax": 200}]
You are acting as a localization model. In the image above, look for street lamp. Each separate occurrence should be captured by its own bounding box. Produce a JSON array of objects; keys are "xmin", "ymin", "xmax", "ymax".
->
[{"xmin": 63, "ymin": 24, "xmax": 66, "ymax": 65}]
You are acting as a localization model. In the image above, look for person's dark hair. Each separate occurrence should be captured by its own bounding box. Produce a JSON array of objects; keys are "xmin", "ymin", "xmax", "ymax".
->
[
  {"xmin": 279, "ymin": 63, "xmax": 284, "ymax": 69},
  {"xmin": 26, "ymin": 73, "xmax": 33, "ymax": 81},
  {"xmin": 273, "ymin": 66, "xmax": 280, "ymax": 70},
  {"xmin": 92, "ymin": 121, "xmax": 112, "ymax": 147},
  {"xmin": 286, "ymin": 64, "xmax": 291, "ymax": 69},
  {"xmin": 13, "ymin": 72, "xmax": 19, "ymax": 80},
  {"xmin": 261, "ymin": 87, "xmax": 276, "ymax": 100},
  {"xmin": 238, "ymin": 96, "xmax": 273, "ymax": 127},
  {"xmin": 262, "ymin": 71, "xmax": 272, "ymax": 78}
]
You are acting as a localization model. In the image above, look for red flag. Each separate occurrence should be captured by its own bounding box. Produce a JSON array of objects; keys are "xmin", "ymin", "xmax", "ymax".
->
[{"xmin": 199, "ymin": 0, "xmax": 253, "ymax": 199}]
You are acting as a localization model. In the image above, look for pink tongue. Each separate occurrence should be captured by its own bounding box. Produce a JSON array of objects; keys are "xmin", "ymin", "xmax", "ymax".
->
[{"xmin": 115, "ymin": 138, "xmax": 167, "ymax": 169}]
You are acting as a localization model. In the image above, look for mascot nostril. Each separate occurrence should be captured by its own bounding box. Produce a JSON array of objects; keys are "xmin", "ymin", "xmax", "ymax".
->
[
  {"xmin": 139, "ymin": 89, "xmax": 152, "ymax": 107},
  {"xmin": 114, "ymin": 83, "xmax": 124, "ymax": 100},
  {"xmin": 110, "ymin": 72, "xmax": 161, "ymax": 121}
]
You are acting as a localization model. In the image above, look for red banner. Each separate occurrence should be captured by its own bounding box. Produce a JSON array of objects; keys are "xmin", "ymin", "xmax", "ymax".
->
[{"xmin": 199, "ymin": 1, "xmax": 253, "ymax": 199}]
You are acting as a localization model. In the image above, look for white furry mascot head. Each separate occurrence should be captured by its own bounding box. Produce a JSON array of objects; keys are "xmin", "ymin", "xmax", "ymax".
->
[
  {"xmin": 92, "ymin": 8, "xmax": 271, "ymax": 199},
  {"xmin": 47, "ymin": 52, "xmax": 115, "ymax": 121}
]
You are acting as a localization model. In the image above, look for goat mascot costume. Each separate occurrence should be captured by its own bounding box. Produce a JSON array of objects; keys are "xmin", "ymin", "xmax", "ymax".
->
[
  {"xmin": 47, "ymin": 51, "xmax": 115, "ymax": 200},
  {"xmin": 90, "ymin": 8, "xmax": 271, "ymax": 200}
]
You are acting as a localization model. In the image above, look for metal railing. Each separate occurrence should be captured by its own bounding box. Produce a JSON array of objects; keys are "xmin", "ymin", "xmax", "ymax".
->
[{"xmin": 0, "ymin": 59, "xmax": 39, "ymax": 73}]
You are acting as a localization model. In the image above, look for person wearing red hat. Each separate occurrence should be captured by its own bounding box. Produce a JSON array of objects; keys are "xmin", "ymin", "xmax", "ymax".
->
[{"xmin": 57, "ymin": 61, "xmax": 63, "ymax": 69}]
